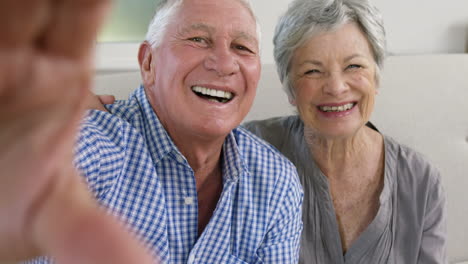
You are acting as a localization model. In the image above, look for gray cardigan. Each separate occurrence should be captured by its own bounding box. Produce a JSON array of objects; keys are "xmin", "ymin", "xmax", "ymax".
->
[{"xmin": 244, "ymin": 115, "xmax": 447, "ymax": 264}]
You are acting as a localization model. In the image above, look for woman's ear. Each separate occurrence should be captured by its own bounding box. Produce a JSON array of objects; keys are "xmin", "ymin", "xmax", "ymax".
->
[{"xmin": 138, "ymin": 41, "xmax": 154, "ymax": 86}]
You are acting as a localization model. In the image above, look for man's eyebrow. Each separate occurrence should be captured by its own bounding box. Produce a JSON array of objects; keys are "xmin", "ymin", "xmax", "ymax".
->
[{"xmin": 234, "ymin": 30, "xmax": 258, "ymax": 45}]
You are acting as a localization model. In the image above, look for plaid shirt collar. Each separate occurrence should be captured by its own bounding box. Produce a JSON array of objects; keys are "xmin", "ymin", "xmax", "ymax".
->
[{"xmin": 132, "ymin": 85, "xmax": 247, "ymax": 182}]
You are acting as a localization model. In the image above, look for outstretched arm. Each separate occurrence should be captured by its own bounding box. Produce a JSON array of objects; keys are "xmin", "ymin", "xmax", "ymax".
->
[{"xmin": 0, "ymin": 0, "xmax": 152, "ymax": 263}]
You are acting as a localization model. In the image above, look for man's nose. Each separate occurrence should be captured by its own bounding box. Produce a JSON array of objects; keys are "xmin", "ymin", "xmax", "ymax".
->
[
  {"xmin": 322, "ymin": 72, "xmax": 349, "ymax": 96},
  {"xmin": 204, "ymin": 46, "xmax": 239, "ymax": 77}
]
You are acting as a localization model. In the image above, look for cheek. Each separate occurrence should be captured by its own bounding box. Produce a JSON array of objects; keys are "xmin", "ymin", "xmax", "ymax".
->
[
  {"xmin": 243, "ymin": 59, "xmax": 261, "ymax": 88},
  {"xmin": 293, "ymin": 85, "xmax": 316, "ymax": 114},
  {"xmin": 294, "ymin": 78, "xmax": 321, "ymax": 99},
  {"xmin": 352, "ymin": 75, "xmax": 376, "ymax": 118},
  {"xmin": 361, "ymin": 93, "xmax": 375, "ymax": 116},
  {"xmin": 351, "ymin": 73, "xmax": 376, "ymax": 95},
  {"xmin": 155, "ymin": 53, "xmax": 185, "ymax": 84}
]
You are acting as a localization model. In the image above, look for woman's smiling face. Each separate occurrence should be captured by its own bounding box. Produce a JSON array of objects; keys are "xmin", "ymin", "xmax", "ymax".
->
[{"xmin": 290, "ymin": 22, "xmax": 378, "ymax": 139}]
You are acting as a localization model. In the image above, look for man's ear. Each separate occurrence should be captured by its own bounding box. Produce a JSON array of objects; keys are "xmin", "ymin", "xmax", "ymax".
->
[
  {"xmin": 138, "ymin": 41, "xmax": 154, "ymax": 86},
  {"xmin": 289, "ymin": 97, "xmax": 297, "ymax": 106}
]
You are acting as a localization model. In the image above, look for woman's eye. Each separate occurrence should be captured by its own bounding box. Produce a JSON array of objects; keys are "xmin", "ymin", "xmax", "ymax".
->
[
  {"xmin": 305, "ymin": 69, "xmax": 320, "ymax": 75},
  {"xmin": 346, "ymin": 64, "xmax": 362, "ymax": 70}
]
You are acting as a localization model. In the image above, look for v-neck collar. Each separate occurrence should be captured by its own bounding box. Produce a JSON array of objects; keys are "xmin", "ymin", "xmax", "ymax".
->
[{"xmin": 293, "ymin": 118, "xmax": 396, "ymax": 263}]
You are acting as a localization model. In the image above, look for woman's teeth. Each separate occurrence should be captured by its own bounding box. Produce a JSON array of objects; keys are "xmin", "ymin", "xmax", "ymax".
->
[{"xmin": 319, "ymin": 103, "xmax": 355, "ymax": 112}]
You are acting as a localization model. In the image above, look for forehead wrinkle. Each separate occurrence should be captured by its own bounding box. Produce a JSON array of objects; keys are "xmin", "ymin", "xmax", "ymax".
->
[
  {"xmin": 344, "ymin": 54, "xmax": 366, "ymax": 62},
  {"xmin": 180, "ymin": 23, "xmax": 215, "ymax": 35},
  {"xmin": 180, "ymin": 22, "xmax": 258, "ymax": 47},
  {"xmin": 300, "ymin": 60, "xmax": 323, "ymax": 67}
]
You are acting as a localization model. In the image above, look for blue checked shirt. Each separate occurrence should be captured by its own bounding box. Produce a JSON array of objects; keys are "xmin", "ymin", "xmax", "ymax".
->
[{"xmin": 27, "ymin": 86, "xmax": 303, "ymax": 264}]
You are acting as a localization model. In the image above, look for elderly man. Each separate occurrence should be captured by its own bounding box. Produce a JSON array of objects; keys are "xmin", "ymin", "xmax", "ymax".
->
[{"xmin": 0, "ymin": 0, "xmax": 303, "ymax": 263}]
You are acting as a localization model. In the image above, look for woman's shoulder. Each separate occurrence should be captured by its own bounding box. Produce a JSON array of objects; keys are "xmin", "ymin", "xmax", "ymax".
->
[
  {"xmin": 243, "ymin": 115, "xmax": 302, "ymax": 141},
  {"xmin": 383, "ymin": 134, "xmax": 443, "ymax": 196},
  {"xmin": 383, "ymin": 135, "xmax": 447, "ymax": 259}
]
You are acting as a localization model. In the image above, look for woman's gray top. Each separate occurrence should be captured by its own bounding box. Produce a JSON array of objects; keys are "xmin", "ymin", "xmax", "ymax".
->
[{"xmin": 244, "ymin": 115, "xmax": 447, "ymax": 264}]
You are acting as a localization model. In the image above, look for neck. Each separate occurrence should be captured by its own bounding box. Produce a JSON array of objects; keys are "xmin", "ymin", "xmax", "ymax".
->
[
  {"xmin": 171, "ymin": 130, "xmax": 225, "ymax": 190},
  {"xmin": 180, "ymin": 140, "xmax": 223, "ymax": 173},
  {"xmin": 305, "ymin": 125, "xmax": 383, "ymax": 179}
]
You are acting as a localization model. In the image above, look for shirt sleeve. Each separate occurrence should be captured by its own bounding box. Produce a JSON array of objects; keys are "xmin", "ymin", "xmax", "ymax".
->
[
  {"xmin": 74, "ymin": 111, "xmax": 126, "ymax": 198},
  {"xmin": 253, "ymin": 168, "xmax": 303, "ymax": 264},
  {"xmin": 418, "ymin": 169, "xmax": 447, "ymax": 264}
]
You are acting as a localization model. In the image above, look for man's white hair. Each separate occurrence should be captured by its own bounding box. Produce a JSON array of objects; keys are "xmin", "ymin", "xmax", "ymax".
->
[{"xmin": 145, "ymin": 0, "xmax": 261, "ymax": 48}]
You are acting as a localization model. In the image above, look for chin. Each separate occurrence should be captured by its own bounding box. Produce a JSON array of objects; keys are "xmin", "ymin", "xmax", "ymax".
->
[
  {"xmin": 196, "ymin": 118, "xmax": 240, "ymax": 138},
  {"xmin": 319, "ymin": 122, "xmax": 365, "ymax": 139}
]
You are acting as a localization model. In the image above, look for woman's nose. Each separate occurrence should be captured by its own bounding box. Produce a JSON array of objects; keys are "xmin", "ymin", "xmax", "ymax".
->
[{"xmin": 322, "ymin": 72, "xmax": 349, "ymax": 96}]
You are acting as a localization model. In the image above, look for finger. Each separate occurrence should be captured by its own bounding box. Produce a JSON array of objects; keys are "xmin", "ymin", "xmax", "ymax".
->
[
  {"xmin": 85, "ymin": 94, "xmax": 112, "ymax": 112},
  {"xmin": 41, "ymin": 0, "xmax": 112, "ymax": 59},
  {"xmin": 0, "ymin": 52, "xmax": 90, "ymax": 125},
  {"xmin": 0, "ymin": 0, "xmax": 50, "ymax": 49},
  {"xmin": 0, "ymin": 66, "xmax": 90, "ymax": 261},
  {"xmin": 98, "ymin": 95, "xmax": 116, "ymax": 105},
  {"xmin": 86, "ymin": 94, "xmax": 107, "ymax": 112},
  {"xmin": 32, "ymin": 167, "xmax": 154, "ymax": 264}
]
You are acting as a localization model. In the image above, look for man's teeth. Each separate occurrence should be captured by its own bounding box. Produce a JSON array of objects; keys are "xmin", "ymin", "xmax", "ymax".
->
[
  {"xmin": 319, "ymin": 103, "xmax": 355, "ymax": 112},
  {"xmin": 192, "ymin": 86, "xmax": 233, "ymax": 100}
]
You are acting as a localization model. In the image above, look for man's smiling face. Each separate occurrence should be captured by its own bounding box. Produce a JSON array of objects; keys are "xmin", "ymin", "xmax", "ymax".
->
[{"xmin": 144, "ymin": 0, "xmax": 261, "ymax": 141}]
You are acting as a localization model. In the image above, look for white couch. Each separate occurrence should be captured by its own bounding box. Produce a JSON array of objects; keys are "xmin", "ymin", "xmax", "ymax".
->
[{"xmin": 94, "ymin": 54, "xmax": 468, "ymax": 263}]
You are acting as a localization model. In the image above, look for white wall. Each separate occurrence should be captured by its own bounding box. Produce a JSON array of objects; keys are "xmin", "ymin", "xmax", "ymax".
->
[
  {"xmin": 372, "ymin": 0, "xmax": 468, "ymax": 55},
  {"xmin": 251, "ymin": 0, "xmax": 468, "ymax": 64},
  {"xmin": 95, "ymin": 0, "xmax": 468, "ymax": 71}
]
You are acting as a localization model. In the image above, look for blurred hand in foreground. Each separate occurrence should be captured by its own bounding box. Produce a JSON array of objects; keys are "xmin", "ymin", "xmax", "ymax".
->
[{"xmin": 0, "ymin": 0, "xmax": 153, "ymax": 263}]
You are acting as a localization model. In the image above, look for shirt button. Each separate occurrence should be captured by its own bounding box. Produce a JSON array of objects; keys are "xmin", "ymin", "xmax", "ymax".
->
[
  {"xmin": 184, "ymin": 197, "xmax": 194, "ymax": 205},
  {"xmin": 188, "ymin": 254, "xmax": 196, "ymax": 263},
  {"xmin": 176, "ymin": 155, "xmax": 185, "ymax": 163}
]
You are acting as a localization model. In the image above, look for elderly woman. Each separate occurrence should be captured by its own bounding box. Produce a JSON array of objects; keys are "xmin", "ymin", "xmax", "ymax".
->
[{"xmin": 244, "ymin": 0, "xmax": 447, "ymax": 263}]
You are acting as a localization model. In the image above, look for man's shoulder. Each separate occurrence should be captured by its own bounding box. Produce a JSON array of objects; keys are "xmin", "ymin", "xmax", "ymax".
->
[
  {"xmin": 234, "ymin": 124, "xmax": 298, "ymax": 178},
  {"xmin": 75, "ymin": 99, "xmax": 149, "ymax": 194},
  {"xmin": 235, "ymin": 125, "xmax": 287, "ymax": 158},
  {"xmin": 105, "ymin": 97, "xmax": 142, "ymax": 121},
  {"xmin": 79, "ymin": 98, "xmax": 143, "ymax": 142}
]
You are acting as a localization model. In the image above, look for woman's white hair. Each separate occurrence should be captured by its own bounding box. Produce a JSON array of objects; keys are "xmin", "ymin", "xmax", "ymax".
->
[
  {"xmin": 273, "ymin": 0, "xmax": 387, "ymax": 100},
  {"xmin": 145, "ymin": 0, "xmax": 261, "ymax": 48}
]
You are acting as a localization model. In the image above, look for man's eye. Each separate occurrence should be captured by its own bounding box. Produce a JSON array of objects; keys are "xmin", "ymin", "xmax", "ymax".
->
[
  {"xmin": 188, "ymin": 37, "xmax": 205, "ymax": 43},
  {"xmin": 234, "ymin": 44, "xmax": 253, "ymax": 53}
]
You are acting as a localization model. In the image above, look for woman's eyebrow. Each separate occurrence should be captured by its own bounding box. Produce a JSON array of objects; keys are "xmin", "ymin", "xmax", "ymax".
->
[
  {"xmin": 300, "ymin": 60, "xmax": 323, "ymax": 67},
  {"xmin": 344, "ymin": 54, "xmax": 366, "ymax": 62}
]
